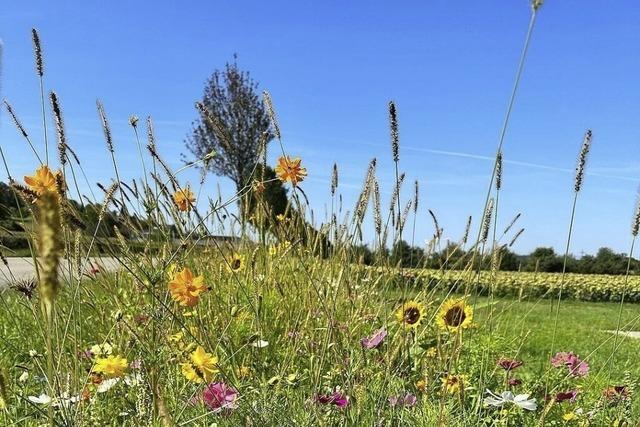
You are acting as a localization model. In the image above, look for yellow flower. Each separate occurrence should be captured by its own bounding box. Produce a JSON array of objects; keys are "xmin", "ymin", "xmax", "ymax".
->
[
  {"xmin": 181, "ymin": 346, "xmax": 219, "ymax": 383},
  {"xmin": 227, "ymin": 253, "xmax": 244, "ymax": 272},
  {"xmin": 268, "ymin": 245, "xmax": 278, "ymax": 256},
  {"xmin": 436, "ymin": 298, "xmax": 473, "ymax": 332},
  {"xmin": 563, "ymin": 412, "xmax": 577, "ymax": 421},
  {"xmin": 237, "ymin": 365, "xmax": 251, "ymax": 378},
  {"xmin": 425, "ymin": 347, "xmax": 437, "ymax": 358},
  {"xmin": 24, "ymin": 165, "xmax": 58, "ymax": 196},
  {"xmin": 441, "ymin": 374, "xmax": 466, "ymax": 394},
  {"xmin": 173, "ymin": 187, "xmax": 195, "ymax": 212},
  {"xmin": 275, "ymin": 156, "xmax": 307, "ymax": 185},
  {"xmin": 395, "ymin": 300, "xmax": 426, "ymax": 329},
  {"xmin": 168, "ymin": 332, "xmax": 184, "ymax": 343},
  {"xmin": 279, "ymin": 240, "xmax": 291, "ymax": 253},
  {"xmin": 416, "ymin": 379, "xmax": 427, "ymax": 392},
  {"xmin": 93, "ymin": 355, "xmax": 128, "ymax": 378},
  {"xmin": 168, "ymin": 267, "xmax": 207, "ymax": 307}
]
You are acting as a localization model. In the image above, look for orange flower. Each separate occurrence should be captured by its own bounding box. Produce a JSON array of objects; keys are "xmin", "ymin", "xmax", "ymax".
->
[
  {"xmin": 24, "ymin": 165, "xmax": 58, "ymax": 196},
  {"xmin": 168, "ymin": 267, "xmax": 207, "ymax": 307},
  {"xmin": 275, "ymin": 156, "xmax": 307, "ymax": 185},
  {"xmin": 173, "ymin": 187, "xmax": 195, "ymax": 212}
]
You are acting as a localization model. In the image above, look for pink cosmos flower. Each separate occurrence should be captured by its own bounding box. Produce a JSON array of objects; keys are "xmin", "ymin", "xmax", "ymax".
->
[
  {"xmin": 203, "ymin": 382, "xmax": 239, "ymax": 414},
  {"xmin": 508, "ymin": 378, "xmax": 522, "ymax": 386},
  {"xmin": 361, "ymin": 328, "xmax": 387, "ymax": 350},
  {"xmin": 315, "ymin": 391, "xmax": 349, "ymax": 408},
  {"xmin": 497, "ymin": 358, "xmax": 523, "ymax": 371},
  {"xmin": 550, "ymin": 351, "xmax": 572, "ymax": 367},
  {"xmin": 388, "ymin": 393, "xmax": 417, "ymax": 408},
  {"xmin": 555, "ymin": 389, "xmax": 579, "ymax": 403},
  {"xmin": 550, "ymin": 352, "xmax": 589, "ymax": 377}
]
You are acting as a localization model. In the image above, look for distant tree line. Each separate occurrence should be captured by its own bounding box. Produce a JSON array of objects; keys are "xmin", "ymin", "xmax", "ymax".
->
[
  {"xmin": 354, "ymin": 240, "xmax": 640, "ymax": 275},
  {"xmin": 0, "ymin": 181, "xmax": 180, "ymax": 251}
]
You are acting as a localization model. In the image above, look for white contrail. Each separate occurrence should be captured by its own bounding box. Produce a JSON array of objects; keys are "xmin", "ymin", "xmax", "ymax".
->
[
  {"xmin": 349, "ymin": 140, "xmax": 638, "ymax": 183},
  {"xmin": 408, "ymin": 146, "xmax": 638, "ymax": 182}
]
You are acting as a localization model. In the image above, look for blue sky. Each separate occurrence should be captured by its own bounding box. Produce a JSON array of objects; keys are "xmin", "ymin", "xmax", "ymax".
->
[{"xmin": 1, "ymin": 0, "xmax": 640, "ymax": 255}]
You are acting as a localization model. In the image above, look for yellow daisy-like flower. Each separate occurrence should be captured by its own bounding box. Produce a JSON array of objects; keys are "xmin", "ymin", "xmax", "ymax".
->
[
  {"xmin": 436, "ymin": 298, "xmax": 473, "ymax": 333},
  {"xmin": 93, "ymin": 355, "xmax": 128, "ymax": 378},
  {"xmin": 562, "ymin": 412, "xmax": 578, "ymax": 421},
  {"xmin": 24, "ymin": 165, "xmax": 58, "ymax": 196},
  {"xmin": 227, "ymin": 253, "xmax": 244, "ymax": 272},
  {"xmin": 416, "ymin": 378, "xmax": 427, "ymax": 392},
  {"xmin": 168, "ymin": 267, "xmax": 207, "ymax": 307},
  {"xmin": 173, "ymin": 187, "xmax": 195, "ymax": 212},
  {"xmin": 168, "ymin": 331, "xmax": 184, "ymax": 343},
  {"xmin": 181, "ymin": 346, "xmax": 219, "ymax": 383},
  {"xmin": 395, "ymin": 300, "xmax": 426, "ymax": 329},
  {"xmin": 236, "ymin": 365, "xmax": 251, "ymax": 378},
  {"xmin": 441, "ymin": 374, "xmax": 466, "ymax": 394},
  {"xmin": 279, "ymin": 241, "xmax": 291, "ymax": 253},
  {"xmin": 425, "ymin": 347, "xmax": 437, "ymax": 358},
  {"xmin": 275, "ymin": 156, "xmax": 307, "ymax": 186}
]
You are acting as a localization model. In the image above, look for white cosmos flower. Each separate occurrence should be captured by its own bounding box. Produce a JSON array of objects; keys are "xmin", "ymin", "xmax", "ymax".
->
[
  {"xmin": 484, "ymin": 389, "xmax": 537, "ymax": 411},
  {"xmin": 97, "ymin": 373, "xmax": 143, "ymax": 393},
  {"xmin": 28, "ymin": 394, "xmax": 52, "ymax": 405},
  {"xmin": 250, "ymin": 339, "xmax": 269, "ymax": 348},
  {"xmin": 53, "ymin": 393, "xmax": 80, "ymax": 409},
  {"xmin": 28, "ymin": 393, "xmax": 80, "ymax": 408},
  {"xmin": 512, "ymin": 393, "xmax": 538, "ymax": 411},
  {"xmin": 124, "ymin": 373, "xmax": 143, "ymax": 387},
  {"xmin": 96, "ymin": 378, "xmax": 120, "ymax": 393}
]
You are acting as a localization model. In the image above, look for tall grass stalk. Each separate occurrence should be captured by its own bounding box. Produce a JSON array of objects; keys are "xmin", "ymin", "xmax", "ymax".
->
[
  {"xmin": 468, "ymin": 4, "xmax": 539, "ymax": 277},
  {"xmin": 548, "ymin": 129, "xmax": 592, "ymax": 388},
  {"xmin": 31, "ymin": 29, "xmax": 50, "ymax": 165}
]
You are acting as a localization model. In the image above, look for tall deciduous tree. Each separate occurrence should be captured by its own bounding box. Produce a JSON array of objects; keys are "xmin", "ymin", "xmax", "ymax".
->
[{"xmin": 186, "ymin": 56, "xmax": 273, "ymax": 193}]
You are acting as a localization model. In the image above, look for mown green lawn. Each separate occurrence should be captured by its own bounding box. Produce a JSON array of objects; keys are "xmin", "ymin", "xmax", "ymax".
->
[{"xmin": 469, "ymin": 295, "xmax": 640, "ymax": 388}]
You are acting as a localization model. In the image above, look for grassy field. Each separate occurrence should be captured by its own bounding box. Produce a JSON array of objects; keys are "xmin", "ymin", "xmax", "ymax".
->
[
  {"xmin": 2, "ymin": 9, "xmax": 640, "ymax": 425},
  {"xmin": 473, "ymin": 296, "xmax": 640, "ymax": 376},
  {"xmin": 1, "ymin": 255, "xmax": 638, "ymax": 426}
]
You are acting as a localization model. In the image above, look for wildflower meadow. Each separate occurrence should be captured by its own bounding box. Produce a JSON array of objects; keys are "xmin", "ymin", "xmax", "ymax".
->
[{"xmin": 1, "ymin": 1, "xmax": 640, "ymax": 426}]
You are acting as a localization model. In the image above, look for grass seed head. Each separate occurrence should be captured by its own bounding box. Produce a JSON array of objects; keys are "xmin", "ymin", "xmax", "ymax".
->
[
  {"xmin": 263, "ymin": 90, "xmax": 281, "ymax": 140},
  {"xmin": 50, "ymin": 91, "xmax": 66, "ymax": 166},
  {"xmin": 331, "ymin": 163, "xmax": 338, "ymax": 196},
  {"xmin": 632, "ymin": 197, "xmax": 640, "ymax": 237},
  {"xmin": 31, "ymin": 28, "xmax": 44, "ymax": 77},
  {"xmin": 3, "ymin": 100, "xmax": 29, "ymax": 139},
  {"xmin": 574, "ymin": 129, "xmax": 593, "ymax": 193},
  {"xmin": 481, "ymin": 198, "xmax": 494, "ymax": 243},
  {"xmin": 389, "ymin": 101, "xmax": 399, "ymax": 162},
  {"xmin": 495, "ymin": 150, "xmax": 503, "ymax": 191}
]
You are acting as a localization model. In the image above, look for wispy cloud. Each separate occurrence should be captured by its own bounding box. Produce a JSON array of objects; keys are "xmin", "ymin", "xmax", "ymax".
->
[{"xmin": 349, "ymin": 141, "xmax": 639, "ymax": 183}]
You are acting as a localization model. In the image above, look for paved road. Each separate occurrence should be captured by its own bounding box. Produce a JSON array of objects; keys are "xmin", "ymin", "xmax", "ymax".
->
[{"xmin": 0, "ymin": 257, "xmax": 120, "ymax": 286}]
